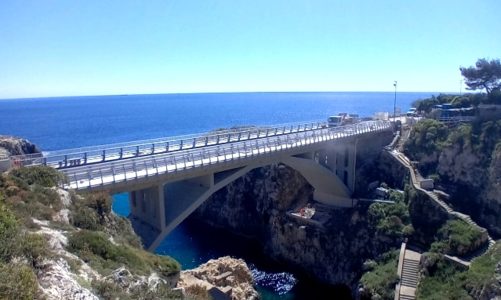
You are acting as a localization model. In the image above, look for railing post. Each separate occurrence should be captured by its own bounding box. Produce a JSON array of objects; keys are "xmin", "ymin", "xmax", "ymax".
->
[
  {"xmin": 122, "ymin": 165, "xmax": 127, "ymax": 181},
  {"xmin": 99, "ymin": 169, "xmax": 104, "ymax": 186},
  {"xmin": 136, "ymin": 146, "xmax": 140, "ymax": 157},
  {"xmin": 153, "ymin": 158, "xmax": 159, "ymax": 174},
  {"xmin": 111, "ymin": 165, "xmax": 116, "ymax": 182},
  {"xmin": 143, "ymin": 161, "xmax": 148, "ymax": 177},
  {"xmin": 74, "ymin": 174, "xmax": 79, "ymax": 189}
]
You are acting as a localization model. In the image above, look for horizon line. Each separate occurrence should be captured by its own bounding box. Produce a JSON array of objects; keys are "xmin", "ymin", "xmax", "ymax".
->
[{"xmin": 0, "ymin": 90, "xmax": 461, "ymax": 101}]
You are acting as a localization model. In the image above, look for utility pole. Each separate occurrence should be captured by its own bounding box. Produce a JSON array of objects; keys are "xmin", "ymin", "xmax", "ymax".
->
[{"xmin": 393, "ymin": 81, "xmax": 397, "ymax": 120}]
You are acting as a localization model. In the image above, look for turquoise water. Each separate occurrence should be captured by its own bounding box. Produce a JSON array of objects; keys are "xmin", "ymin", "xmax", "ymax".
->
[{"xmin": 0, "ymin": 92, "xmax": 435, "ymax": 299}]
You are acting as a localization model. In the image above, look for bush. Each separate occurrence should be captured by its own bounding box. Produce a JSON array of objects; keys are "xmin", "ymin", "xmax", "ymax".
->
[
  {"xmin": 417, "ymin": 254, "xmax": 470, "ymax": 299},
  {"xmin": 71, "ymin": 192, "xmax": 114, "ymax": 231},
  {"xmin": 93, "ymin": 280, "xmax": 180, "ymax": 300},
  {"xmin": 71, "ymin": 205, "xmax": 102, "ymax": 231},
  {"xmin": 0, "ymin": 263, "xmax": 38, "ymax": 300},
  {"xmin": 67, "ymin": 230, "xmax": 179, "ymax": 277},
  {"xmin": 10, "ymin": 166, "xmax": 65, "ymax": 187},
  {"xmin": 0, "ymin": 205, "xmax": 19, "ymax": 262},
  {"xmin": 360, "ymin": 251, "xmax": 399, "ymax": 300},
  {"xmin": 83, "ymin": 192, "xmax": 112, "ymax": 217},
  {"xmin": 22, "ymin": 233, "xmax": 51, "ymax": 267},
  {"xmin": 435, "ymin": 220, "xmax": 484, "ymax": 256}
]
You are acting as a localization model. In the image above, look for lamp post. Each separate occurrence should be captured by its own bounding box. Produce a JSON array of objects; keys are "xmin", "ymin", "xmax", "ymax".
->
[{"xmin": 393, "ymin": 81, "xmax": 397, "ymax": 121}]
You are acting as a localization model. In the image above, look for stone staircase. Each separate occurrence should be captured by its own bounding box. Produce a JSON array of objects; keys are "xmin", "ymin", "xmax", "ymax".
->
[
  {"xmin": 395, "ymin": 244, "xmax": 422, "ymax": 300},
  {"xmin": 400, "ymin": 257, "xmax": 420, "ymax": 289}
]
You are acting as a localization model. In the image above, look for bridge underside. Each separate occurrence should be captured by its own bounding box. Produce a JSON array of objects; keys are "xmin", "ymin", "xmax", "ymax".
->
[{"xmin": 128, "ymin": 139, "xmax": 360, "ymax": 251}]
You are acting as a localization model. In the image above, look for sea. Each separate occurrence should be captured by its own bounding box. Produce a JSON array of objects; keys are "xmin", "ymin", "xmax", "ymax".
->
[{"xmin": 0, "ymin": 92, "xmax": 435, "ymax": 299}]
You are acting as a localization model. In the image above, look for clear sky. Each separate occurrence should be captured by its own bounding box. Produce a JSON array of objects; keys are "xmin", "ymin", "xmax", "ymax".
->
[{"xmin": 0, "ymin": 0, "xmax": 500, "ymax": 99}]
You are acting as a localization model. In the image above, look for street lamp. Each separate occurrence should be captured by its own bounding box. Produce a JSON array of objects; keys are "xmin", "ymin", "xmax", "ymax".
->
[{"xmin": 393, "ymin": 81, "xmax": 397, "ymax": 120}]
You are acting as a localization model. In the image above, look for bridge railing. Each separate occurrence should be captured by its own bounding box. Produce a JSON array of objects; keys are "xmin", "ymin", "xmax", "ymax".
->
[
  {"xmin": 11, "ymin": 120, "xmax": 330, "ymax": 169},
  {"xmin": 62, "ymin": 120, "xmax": 391, "ymax": 190}
]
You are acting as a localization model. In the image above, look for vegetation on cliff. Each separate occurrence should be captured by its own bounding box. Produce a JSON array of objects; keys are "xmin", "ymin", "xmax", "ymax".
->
[
  {"xmin": 359, "ymin": 250, "xmax": 399, "ymax": 300},
  {"xmin": 403, "ymin": 99, "xmax": 501, "ymax": 236},
  {"xmin": 417, "ymin": 243, "xmax": 501, "ymax": 299},
  {"xmin": 0, "ymin": 166, "xmax": 180, "ymax": 300}
]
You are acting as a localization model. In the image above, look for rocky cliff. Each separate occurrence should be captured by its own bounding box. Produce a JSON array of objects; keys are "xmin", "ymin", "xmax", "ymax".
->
[
  {"xmin": 0, "ymin": 164, "xmax": 257, "ymax": 300},
  {"xmin": 178, "ymin": 256, "xmax": 259, "ymax": 300},
  {"xmin": 404, "ymin": 120, "xmax": 501, "ymax": 237},
  {"xmin": 0, "ymin": 135, "xmax": 40, "ymax": 157},
  {"xmin": 191, "ymin": 132, "xmax": 405, "ymax": 291}
]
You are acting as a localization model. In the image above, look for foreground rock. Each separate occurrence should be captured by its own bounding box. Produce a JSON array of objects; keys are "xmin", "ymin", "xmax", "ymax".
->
[{"xmin": 177, "ymin": 256, "xmax": 259, "ymax": 300}]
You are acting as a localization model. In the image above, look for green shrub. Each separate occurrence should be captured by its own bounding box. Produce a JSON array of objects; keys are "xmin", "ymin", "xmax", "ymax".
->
[
  {"xmin": 463, "ymin": 243, "xmax": 501, "ymax": 297},
  {"xmin": 360, "ymin": 250, "xmax": 399, "ymax": 300},
  {"xmin": 0, "ymin": 205, "xmax": 19, "ymax": 262},
  {"xmin": 10, "ymin": 166, "xmax": 65, "ymax": 187},
  {"xmin": 67, "ymin": 230, "xmax": 179, "ymax": 277},
  {"xmin": 435, "ymin": 220, "xmax": 484, "ymax": 255},
  {"xmin": 83, "ymin": 192, "xmax": 112, "ymax": 217},
  {"xmin": 22, "ymin": 233, "xmax": 51, "ymax": 267},
  {"xmin": 71, "ymin": 205, "xmax": 102, "ymax": 230},
  {"xmin": 368, "ymin": 197, "xmax": 410, "ymax": 238},
  {"xmin": 93, "ymin": 280, "xmax": 181, "ymax": 300},
  {"xmin": 417, "ymin": 255, "xmax": 470, "ymax": 299},
  {"xmin": 92, "ymin": 280, "xmax": 130, "ymax": 300},
  {"xmin": 0, "ymin": 263, "xmax": 38, "ymax": 300},
  {"xmin": 418, "ymin": 244, "xmax": 501, "ymax": 299}
]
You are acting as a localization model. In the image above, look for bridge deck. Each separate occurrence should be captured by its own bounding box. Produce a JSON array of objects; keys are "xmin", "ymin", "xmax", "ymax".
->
[
  {"xmin": 10, "ymin": 120, "xmax": 392, "ymax": 191},
  {"xmin": 60, "ymin": 120, "xmax": 391, "ymax": 190}
]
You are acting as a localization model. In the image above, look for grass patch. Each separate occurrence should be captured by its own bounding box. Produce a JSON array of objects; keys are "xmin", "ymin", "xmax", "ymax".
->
[
  {"xmin": 417, "ymin": 243, "xmax": 501, "ymax": 299},
  {"xmin": 360, "ymin": 250, "xmax": 399, "ymax": 300},
  {"xmin": 22, "ymin": 233, "xmax": 51, "ymax": 268},
  {"xmin": 0, "ymin": 262, "xmax": 38, "ymax": 300},
  {"xmin": 67, "ymin": 230, "xmax": 179, "ymax": 277},
  {"xmin": 432, "ymin": 220, "xmax": 484, "ymax": 256},
  {"xmin": 0, "ymin": 204, "xmax": 20, "ymax": 262},
  {"xmin": 9, "ymin": 166, "xmax": 66, "ymax": 188},
  {"xmin": 93, "ymin": 280, "xmax": 182, "ymax": 300}
]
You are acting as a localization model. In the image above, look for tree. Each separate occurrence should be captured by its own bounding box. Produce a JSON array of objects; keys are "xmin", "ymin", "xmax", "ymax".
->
[{"xmin": 460, "ymin": 58, "xmax": 501, "ymax": 95}]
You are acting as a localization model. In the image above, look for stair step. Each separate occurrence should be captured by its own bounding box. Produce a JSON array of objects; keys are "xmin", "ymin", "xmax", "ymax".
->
[
  {"xmin": 401, "ymin": 281, "xmax": 418, "ymax": 287},
  {"xmin": 399, "ymin": 296, "xmax": 415, "ymax": 300},
  {"xmin": 401, "ymin": 274, "xmax": 418, "ymax": 279}
]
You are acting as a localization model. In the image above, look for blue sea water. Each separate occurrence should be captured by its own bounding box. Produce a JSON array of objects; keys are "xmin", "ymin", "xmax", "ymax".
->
[{"xmin": 0, "ymin": 92, "xmax": 435, "ymax": 299}]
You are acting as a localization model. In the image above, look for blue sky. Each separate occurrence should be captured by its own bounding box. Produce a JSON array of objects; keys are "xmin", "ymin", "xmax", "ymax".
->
[{"xmin": 0, "ymin": 0, "xmax": 500, "ymax": 98}]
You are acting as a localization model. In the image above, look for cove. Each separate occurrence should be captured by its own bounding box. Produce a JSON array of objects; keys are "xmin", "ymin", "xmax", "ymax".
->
[{"xmin": 113, "ymin": 193, "xmax": 352, "ymax": 299}]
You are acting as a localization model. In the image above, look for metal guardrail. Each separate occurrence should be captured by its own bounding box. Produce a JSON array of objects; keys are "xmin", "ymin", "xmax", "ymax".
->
[
  {"xmin": 10, "ymin": 120, "xmax": 332, "ymax": 169},
  {"xmin": 58, "ymin": 120, "xmax": 391, "ymax": 190}
]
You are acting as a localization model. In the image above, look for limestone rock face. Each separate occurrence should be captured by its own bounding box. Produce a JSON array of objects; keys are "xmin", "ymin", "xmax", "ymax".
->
[
  {"xmin": 438, "ymin": 143, "xmax": 485, "ymax": 189},
  {"xmin": 193, "ymin": 163, "xmax": 402, "ymax": 288},
  {"xmin": 37, "ymin": 258, "xmax": 99, "ymax": 300},
  {"xmin": 0, "ymin": 135, "xmax": 40, "ymax": 157},
  {"xmin": 177, "ymin": 256, "xmax": 259, "ymax": 300},
  {"xmin": 436, "ymin": 141, "xmax": 501, "ymax": 237}
]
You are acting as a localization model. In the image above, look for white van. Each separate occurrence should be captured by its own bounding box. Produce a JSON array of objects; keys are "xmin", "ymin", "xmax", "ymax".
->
[{"xmin": 327, "ymin": 115, "xmax": 344, "ymax": 127}]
